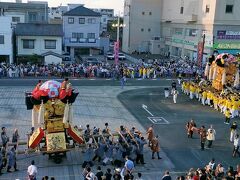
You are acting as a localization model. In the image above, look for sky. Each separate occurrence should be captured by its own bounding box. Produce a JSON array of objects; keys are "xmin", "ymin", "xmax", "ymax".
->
[{"xmin": 2, "ymin": 0, "xmax": 124, "ymax": 14}]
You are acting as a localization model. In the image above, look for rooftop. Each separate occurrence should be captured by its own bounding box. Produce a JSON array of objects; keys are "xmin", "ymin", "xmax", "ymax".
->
[
  {"xmin": 63, "ymin": 5, "xmax": 101, "ymax": 17},
  {"xmin": 15, "ymin": 23, "xmax": 63, "ymax": 36}
]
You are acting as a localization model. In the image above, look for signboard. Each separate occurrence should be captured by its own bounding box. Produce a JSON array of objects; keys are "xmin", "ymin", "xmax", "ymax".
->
[
  {"xmin": 197, "ymin": 42, "xmax": 204, "ymax": 68},
  {"xmin": 171, "ymin": 37, "xmax": 196, "ymax": 46},
  {"xmin": 114, "ymin": 41, "xmax": 119, "ymax": 65},
  {"xmin": 213, "ymin": 43, "xmax": 240, "ymax": 49},
  {"xmin": 217, "ymin": 30, "xmax": 240, "ymax": 39}
]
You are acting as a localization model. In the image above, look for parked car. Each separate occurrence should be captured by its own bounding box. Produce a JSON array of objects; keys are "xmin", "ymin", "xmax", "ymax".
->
[
  {"xmin": 106, "ymin": 52, "xmax": 114, "ymax": 60},
  {"xmin": 84, "ymin": 57, "xmax": 102, "ymax": 66},
  {"xmin": 118, "ymin": 53, "xmax": 126, "ymax": 60}
]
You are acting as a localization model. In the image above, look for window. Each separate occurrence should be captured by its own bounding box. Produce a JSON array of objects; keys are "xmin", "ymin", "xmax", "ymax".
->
[
  {"xmin": 45, "ymin": 40, "xmax": 56, "ymax": 49},
  {"xmin": 79, "ymin": 18, "xmax": 85, "ymax": 24},
  {"xmin": 149, "ymin": 12, "xmax": 152, "ymax": 15},
  {"xmin": 205, "ymin": 5, "xmax": 210, "ymax": 13},
  {"xmin": 88, "ymin": 18, "xmax": 96, "ymax": 24},
  {"xmin": 185, "ymin": 28, "xmax": 198, "ymax": 37},
  {"xmin": 12, "ymin": 17, "xmax": 20, "ymax": 23},
  {"xmin": 141, "ymin": 28, "xmax": 144, "ymax": 32},
  {"xmin": 148, "ymin": 28, "xmax": 151, "ymax": 32},
  {"xmin": 28, "ymin": 12, "xmax": 37, "ymax": 22},
  {"xmin": 72, "ymin": 33, "xmax": 84, "ymax": 39},
  {"xmin": 173, "ymin": 28, "xmax": 183, "ymax": 35},
  {"xmin": 87, "ymin": 33, "xmax": 95, "ymax": 39},
  {"xmin": 225, "ymin": 5, "xmax": 233, "ymax": 13},
  {"xmin": 0, "ymin": 35, "xmax": 4, "ymax": 44},
  {"xmin": 142, "ymin": 12, "xmax": 145, "ymax": 15},
  {"xmin": 180, "ymin": 7, "xmax": 184, "ymax": 14},
  {"xmin": 68, "ymin": 17, "xmax": 74, "ymax": 24},
  {"xmin": 22, "ymin": 39, "xmax": 34, "ymax": 49}
]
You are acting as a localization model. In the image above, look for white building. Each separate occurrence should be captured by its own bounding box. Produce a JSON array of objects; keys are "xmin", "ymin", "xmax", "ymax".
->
[
  {"xmin": 122, "ymin": 0, "xmax": 161, "ymax": 54},
  {"xmin": 15, "ymin": 23, "xmax": 63, "ymax": 64},
  {"xmin": 0, "ymin": 16, "xmax": 13, "ymax": 63},
  {"xmin": 92, "ymin": 8, "xmax": 114, "ymax": 33},
  {"xmin": 63, "ymin": 5, "xmax": 109, "ymax": 58},
  {"xmin": 123, "ymin": 0, "xmax": 240, "ymax": 59}
]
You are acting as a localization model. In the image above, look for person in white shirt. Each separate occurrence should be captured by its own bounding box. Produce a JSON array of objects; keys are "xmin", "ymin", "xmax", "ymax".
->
[
  {"xmin": 27, "ymin": 160, "xmax": 37, "ymax": 180},
  {"xmin": 172, "ymin": 90, "xmax": 178, "ymax": 104},
  {"xmin": 233, "ymin": 134, "xmax": 240, "ymax": 157},
  {"xmin": 206, "ymin": 125, "xmax": 216, "ymax": 148}
]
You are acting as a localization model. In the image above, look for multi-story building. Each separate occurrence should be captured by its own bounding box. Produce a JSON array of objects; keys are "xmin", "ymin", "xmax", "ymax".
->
[
  {"xmin": 0, "ymin": 1, "xmax": 48, "ymax": 24},
  {"xmin": 63, "ymin": 5, "xmax": 109, "ymax": 59},
  {"xmin": 0, "ymin": 1, "xmax": 48, "ymax": 63},
  {"xmin": 92, "ymin": 8, "xmax": 115, "ymax": 33},
  {"xmin": 48, "ymin": 4, "xmax": 83, "ymax": 24},
  {"xmin": 0, "ymin": 16, "xmax": 13, "ymax": 63},
  {"xmin": 15, "ymin": 23, "xmax": 63, "ymax": 64},
  {"xmin": 123, "ymin": 0, "xmax": 240, "ymax": 61},
  {"xmin": 122, "ymin": 0, "xmax": 161, "ymax": 54}
]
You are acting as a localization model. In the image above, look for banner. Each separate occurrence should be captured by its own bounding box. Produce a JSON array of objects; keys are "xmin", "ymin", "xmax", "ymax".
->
[
  {"xmin": 114, "ymin": 41, "xmax": 119, "ymax": 65},
  {"xmin": 197, "ymin": 42, "xmax": 203, "ymax": 68}
]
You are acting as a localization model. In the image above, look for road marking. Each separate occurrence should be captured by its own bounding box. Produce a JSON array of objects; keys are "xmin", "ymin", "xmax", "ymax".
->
[
  {"xmin": 137, "ymin": 78, "xmax": 142, "ymax": 80},
  {"xmin": 148, "ymin": 117, "xmax": 170, "ymax": 124},
  {"xmin": 142, "ymin": 104, "xmax": 154, "ymax": 116}
]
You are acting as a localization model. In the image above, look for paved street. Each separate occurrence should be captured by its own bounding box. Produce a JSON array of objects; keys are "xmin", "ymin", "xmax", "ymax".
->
[
  {"xmin": 0, "ymin": 79, "xmax": 239, "ymax": 179},
  {"xmin": 118, "ymin": 87, "xmax": 240, "ymax": 171}
]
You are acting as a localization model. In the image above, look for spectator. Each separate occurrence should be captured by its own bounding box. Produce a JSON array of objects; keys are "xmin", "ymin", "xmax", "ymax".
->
[
  {"xmin": 95, "ymin": 166, "xmax": 104, "ymax": 180},
  {"xmin": 162, "ymin": 171, "xmax": 172, "ymax": 180},
  {"xmin": 105, "ymin": 168, "xmax": 112, "ymax": 180},
  {"xmin": 1, "ymin": 127, "xmax": 9, "ymax": 148},
  {"xmin": 27, "ymin": 160, "xmax": 38, "ymax": 180}
]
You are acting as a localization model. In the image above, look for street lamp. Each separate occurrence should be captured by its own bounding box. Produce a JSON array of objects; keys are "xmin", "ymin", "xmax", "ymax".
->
[{"xmin": 112, "ymin": 15, "xmax": 125, "ymax": 65}]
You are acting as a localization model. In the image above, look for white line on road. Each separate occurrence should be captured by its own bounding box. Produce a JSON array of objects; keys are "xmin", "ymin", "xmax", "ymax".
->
[{"xmin": 142, "ymin": 104, "xmax": 154, "ymax": 116}]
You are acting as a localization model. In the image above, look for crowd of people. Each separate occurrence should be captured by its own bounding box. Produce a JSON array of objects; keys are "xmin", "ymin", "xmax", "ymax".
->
[
  {"xmin": 0, "ymin": 58, "xmax": 201, "ymax": 79},
  {"xmin": 181, "ymin": 79, "xmax": 240, "ymax": 157}
]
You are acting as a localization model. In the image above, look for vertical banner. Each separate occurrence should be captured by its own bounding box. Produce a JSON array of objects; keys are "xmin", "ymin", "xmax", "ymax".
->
[
  {"xmin": 114, "ymin": 41, "xmax": 119, "ymax": 65},
  {"xmin": 197, "ymin": 42, "xmax": 203, "ymax": 68}
]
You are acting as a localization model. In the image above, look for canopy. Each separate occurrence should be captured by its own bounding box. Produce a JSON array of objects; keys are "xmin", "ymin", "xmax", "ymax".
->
[{"xmin": 40, "ymin": 80, "xmax": 61, "ymax": 98}]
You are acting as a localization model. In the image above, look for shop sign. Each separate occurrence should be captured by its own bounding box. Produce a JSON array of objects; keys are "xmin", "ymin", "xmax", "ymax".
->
[
  {"xmin": 213, "ymin": 43, "xmax": 240, "ymax": 49},
  {"xmin": 217, "ymin": 30, "xmax": 240, "ymax": 39},
  {"xmin": 171, "ymin": 37, "xmax": 196, "ymax": 46}
]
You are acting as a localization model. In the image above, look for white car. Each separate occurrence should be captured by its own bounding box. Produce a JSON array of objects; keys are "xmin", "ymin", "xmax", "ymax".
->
[
  {"xmin": 118, "ymin": 53, "xmax": 126, "ymax": 60},
  {"xmin": 106, "ymin": 52, "xmax": 114, "ymax": 60}
]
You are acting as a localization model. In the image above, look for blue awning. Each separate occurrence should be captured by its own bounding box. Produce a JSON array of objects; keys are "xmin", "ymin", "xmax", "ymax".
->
[{"xmin": 217, "ymin": 49, "xmax": 240, "ymax": 55}]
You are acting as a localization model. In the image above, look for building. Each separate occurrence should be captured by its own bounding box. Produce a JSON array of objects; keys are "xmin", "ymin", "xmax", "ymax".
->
[
  {"xmin": 123, "ymin": 0, "xmax": 240, "ymax": 61},
  {"xmin": 0, "ymin": 1, "xmax": 48, "ymax": 24},
  {"xmin": 63, "ymin": 5, "xmax": 109, "ymax": 59},
  {"xmin": 48, "ymin": 4, "xmax": 83, "ymax": 24},
  {"xmin": 0, "ymin": 1, "xmax": 49, "ymax": 63},
  {"xmin": 0, "ymin": 16, "xmax": 13, "ymax": 63},
  {"xmin": 15, "ymin": 23, "xmax": 63, "ymax": 64},
  {"xmin": 92, "ymin": 8, "xmax": 115, "ymax": 33},
  {"xmin": 122, "ymin": 0, "xmax": 161, "ymax": 54}
]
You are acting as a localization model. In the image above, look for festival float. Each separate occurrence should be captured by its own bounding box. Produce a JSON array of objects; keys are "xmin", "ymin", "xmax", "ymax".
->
[
  {"xmin": 25, "ymin": 80, "xmax": 83, "ymax": 163},
  {"xmin": 205, "ymin": 53, "xmax": 239, "ymax": 90}
]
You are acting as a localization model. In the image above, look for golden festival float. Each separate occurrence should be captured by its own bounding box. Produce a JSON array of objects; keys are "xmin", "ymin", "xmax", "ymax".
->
[
  {"xmin": 25, "ymin": 80, "xmax": 83, "ymax": 163},
  {"xmin": 204, "ymin": 53, "xmax": 239, "ymax": 91}
]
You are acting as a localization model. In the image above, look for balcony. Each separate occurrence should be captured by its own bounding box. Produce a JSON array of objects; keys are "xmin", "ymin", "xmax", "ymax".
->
[
  {"xmin": 65, "ymin": 38, "xmax": 100, "ymax": 47},
  {"xmin": 186, "ymin": 14, "xmax": 198, "ymax": 22}
]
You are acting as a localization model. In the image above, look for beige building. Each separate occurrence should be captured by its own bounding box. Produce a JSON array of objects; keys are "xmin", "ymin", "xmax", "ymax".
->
[
  {"xmin": 122, "ymin": 0, "xmax": 161, "ymax": 54},
  {"xmin": 123, "ymin": 0, "xmax": 240, "ymax": 61}
]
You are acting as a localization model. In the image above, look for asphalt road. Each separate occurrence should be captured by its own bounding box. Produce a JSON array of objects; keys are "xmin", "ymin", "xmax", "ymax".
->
[
  {"xmin": 118, "ymin": 87, "xmax": 240, "ymax": 171},
  {"xmin": 0, "ymin": 78, "xmax": 175, "ymax": 86}
]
